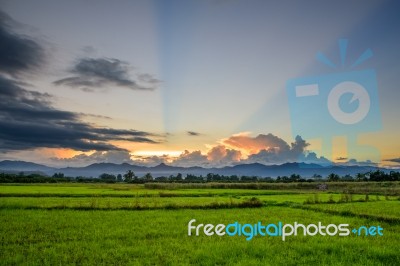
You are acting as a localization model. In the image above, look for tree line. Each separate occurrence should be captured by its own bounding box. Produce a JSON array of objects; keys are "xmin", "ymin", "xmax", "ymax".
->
[{"xmin": 0, "ymin": 169, "xmax": 399, "ymax": 183}]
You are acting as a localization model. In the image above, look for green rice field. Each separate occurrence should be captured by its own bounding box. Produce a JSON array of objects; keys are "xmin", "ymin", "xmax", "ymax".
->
[{"xmin": 1, "ymin": 183, "xmax": 399, "ymax": 265}]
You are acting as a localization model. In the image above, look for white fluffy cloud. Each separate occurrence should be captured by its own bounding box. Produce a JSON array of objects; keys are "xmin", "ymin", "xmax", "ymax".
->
[
  {"xmin": 52, "ymin": 150, "xmax": 134, "ymax": 167},
  {"xmin": 243, "ymin": 135, "xmax": 310, "ymax": 164},
  {"xmin": 173, "ymin": 150, "xmax": 208, "ymax": 167},
  {"xmin": 222, "ymin": 133, "xmax": 293, "ymax": 155},
  {"xmin": 50, "ymin": 133, "xmax": 332, "ymax": 167},
  {"xmin": 171, "ymin": 133, "xmax": 329, "ymax": 167},
  {"xmin": 207, "ymin": 145, "xmax": 241, "ymax": 165}
]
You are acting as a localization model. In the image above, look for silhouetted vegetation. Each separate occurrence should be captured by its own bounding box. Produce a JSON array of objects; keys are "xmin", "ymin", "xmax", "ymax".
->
[{"xmin": 0, "ymin": 169, "xmax": 399, "ymax": 184}]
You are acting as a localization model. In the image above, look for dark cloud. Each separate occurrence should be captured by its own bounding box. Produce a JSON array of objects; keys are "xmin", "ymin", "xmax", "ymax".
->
[
  {"xmin": 336, "ymin": 157, "xmax": 348, "ymax": 161},
  {"xmin": 0, "ymin": 10, "xmax": 161, "ymax": 154},
  {"xmin": 187, "ymin": 131, "xmax": 201, "ymax": 136},
  {"xmin": 0, "ymin": 10, "xmax": 44, "ymax": 76},
  {"xmin": 54, "ymin": 57, "xmax": 159, "ymax": 92},
  {"xmin": 138, "ymin": 73, "xmax": 161, "ymax": 84},
  {"xmin": 0, "ymin": 76, "xmax": 160, "ymax": 152},
  {"xmin": 344, "ymin": 159, "xmax": 377, "ymax": 167},
  {"xmin": 384, "ymin": 158, "xmax": 400, "ymax": 163},
  {"xmin": 78, "ymin": 113, "xmax": 112, "ymax": 120}
]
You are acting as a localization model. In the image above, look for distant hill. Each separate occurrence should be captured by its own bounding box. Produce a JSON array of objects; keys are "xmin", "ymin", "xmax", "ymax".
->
[
  {"xmin": 0, "ymin": 160, "xmax": 385, "ymax": 178},
  {"xmin": 0, "ymin": 160, "xmax": 54, "ymax": 172}
]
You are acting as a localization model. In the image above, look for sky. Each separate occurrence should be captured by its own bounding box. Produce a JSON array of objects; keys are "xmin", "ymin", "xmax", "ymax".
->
[{"xmin": 0, "ymin": 0, "xmax": 399, "ymax": 168}]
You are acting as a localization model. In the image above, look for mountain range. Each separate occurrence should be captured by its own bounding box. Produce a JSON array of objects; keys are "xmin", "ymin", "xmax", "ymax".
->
[{"xmin": 0, "ymin": 160, "xmax": 388, "ymax": 178}]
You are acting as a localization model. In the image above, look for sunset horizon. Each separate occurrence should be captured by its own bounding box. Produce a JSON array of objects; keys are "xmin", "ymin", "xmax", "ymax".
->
[
  {"xmin": 2, "ymin": 1, "xmax": 400, "ymax": 265},
  {"xmin": 1, "ymin": 0, "xmax": 399, "ymax": 169}
]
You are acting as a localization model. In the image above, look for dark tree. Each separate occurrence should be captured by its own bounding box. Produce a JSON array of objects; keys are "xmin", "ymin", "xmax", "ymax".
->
[
  {"xmin": 144, "ymin": 173, "xmax": 153, "ymax": 182},
  {"xmin": 99, "ymin": 173, "xmax": 116, "ymax": 182},
  {"xmin": 123, "ymin": 170, "xmax": 135, "ymax": 182},
  {"xmin": 327, "ymin": 173, "xmax": 340, "ymax": 182}
]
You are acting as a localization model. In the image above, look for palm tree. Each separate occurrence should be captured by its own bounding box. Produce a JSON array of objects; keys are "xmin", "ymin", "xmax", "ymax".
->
[
  {"xmin": 144, "ymin": 172, "xmax": 153, "ymax": 182},
  {"xmin": 123, "ymin": 170, "xmax": 135, "ymax": 182}
]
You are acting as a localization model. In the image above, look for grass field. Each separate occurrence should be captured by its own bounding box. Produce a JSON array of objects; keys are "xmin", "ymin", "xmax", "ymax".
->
[{"xmin": 1, "ymin": 183, "xmax": 399, "ymax": 265}]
